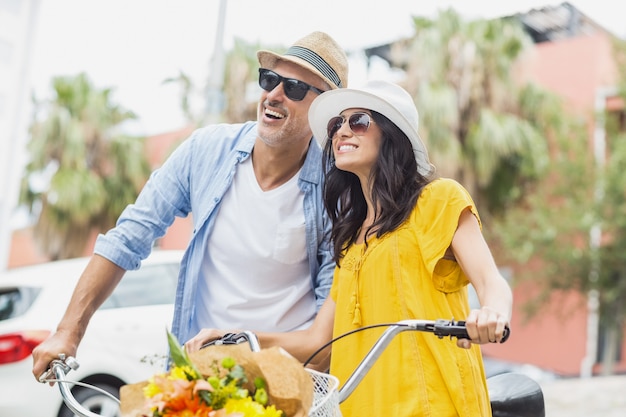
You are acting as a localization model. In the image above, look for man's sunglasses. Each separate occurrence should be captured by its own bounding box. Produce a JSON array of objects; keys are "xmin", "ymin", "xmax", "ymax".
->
[
  {"xmin": 258, "ymin": 68, "xmax": 325, "ymax": 101},
  {"xmin": 327, "ymin": 112, "xmax": 375, "ymax": 139}
]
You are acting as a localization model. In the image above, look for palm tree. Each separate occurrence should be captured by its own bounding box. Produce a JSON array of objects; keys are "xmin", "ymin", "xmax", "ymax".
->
[
  {"xmin": 163, "ymin": 70, "xmax": 196, "ymax": 124},
  {"xmin": 222, "ymin": 37, "xmax": 266, "ymax": 123},
  {"xmin": 390, "ymin": 9, "xmax": 556, "ymax": 217},
  {"xmin": 163, "ymin": 37, "xmax": 263, "ymax": 126},
  {"xmin": 20, "ymin": 73, "xmax": 151, "ymax": 260},
  {"xmin": 484, "ymin": 24, "xmax": 626, "ymax": 376}
]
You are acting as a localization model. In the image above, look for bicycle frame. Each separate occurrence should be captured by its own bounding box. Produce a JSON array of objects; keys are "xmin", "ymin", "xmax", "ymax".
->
[
  {"xmin": 339, "ymin": 319, "xmax": 453, "ymax": 402},
  {"xmin": 43, "ymin": 319, "xmax": 543, "ymax": 417}
]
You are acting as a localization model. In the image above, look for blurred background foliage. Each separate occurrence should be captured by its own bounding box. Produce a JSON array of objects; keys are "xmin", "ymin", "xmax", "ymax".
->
[{"xmin": 21, "ymin": 73, "xmax": 150, "ymax": 260}]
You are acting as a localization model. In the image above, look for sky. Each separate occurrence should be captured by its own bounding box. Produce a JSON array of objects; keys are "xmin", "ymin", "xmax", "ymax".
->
[{"xmin": 28, "ymin": 0, "xmax": 625, "ymax": 136}]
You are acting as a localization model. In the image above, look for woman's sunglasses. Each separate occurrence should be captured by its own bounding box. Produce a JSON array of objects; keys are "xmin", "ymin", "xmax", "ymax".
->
[
  {"xmin": 258, "ymin": 68, "xmax": 325, "ymax": 101},
  {"xmin": 327, "ymin": 112, "xmax": 375, "ymax": 139}
]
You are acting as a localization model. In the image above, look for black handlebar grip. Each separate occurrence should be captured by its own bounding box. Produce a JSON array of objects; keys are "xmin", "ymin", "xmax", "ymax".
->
[
  {"xmin": 434, "ymin": 320, "xmax": 511, "ymax": 343},
  {"xmin": 500, "ymin": 326, "xmax": 511, "ymax": 343}
]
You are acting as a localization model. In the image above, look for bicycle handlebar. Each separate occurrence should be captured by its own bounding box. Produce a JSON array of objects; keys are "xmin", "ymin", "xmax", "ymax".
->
[
  {"xmin": 200, "ymin": 329, "xmax": 261, "ymax": 350},
  {"xmin": 201, "ymin": 319, "xmax": 510, "ymax": 404},
  {"xmin": 336, "ymin": 319, "xmax": 509, "ymax": 402},
  {"xmin": 428, "ymin": 318, "xmax": 510, "ymax": 342},
  {"xmin": 39, "ymin": 354, "xmax": 104, "ymax": 417},
  {"xmin": 42, "ymin": 319, "xmax": 510, "ymax": 416}
]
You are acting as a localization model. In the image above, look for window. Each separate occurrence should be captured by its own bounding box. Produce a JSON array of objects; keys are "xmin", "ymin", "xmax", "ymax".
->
[
  {"xmin": 100, "ymin": 262, "xmax": 179, "ymax": 309},
  {"xmin": 0, "ymin": 286, "xmax": 40, "ymax": 320},
  {"xmin": 596, "ymin": 321, "xmax": 623, "ymax": 363}
]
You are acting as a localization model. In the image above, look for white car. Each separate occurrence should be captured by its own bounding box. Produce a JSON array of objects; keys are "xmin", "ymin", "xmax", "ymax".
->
[{"xmin": 0, "ymin": 249, "xmax": 184, "ymax": 417}]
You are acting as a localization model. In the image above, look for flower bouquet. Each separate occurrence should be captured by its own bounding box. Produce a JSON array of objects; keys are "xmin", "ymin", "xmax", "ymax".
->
[{"xmin": 119, "ymin": 331, "xmax": 313, "ymax": 417}]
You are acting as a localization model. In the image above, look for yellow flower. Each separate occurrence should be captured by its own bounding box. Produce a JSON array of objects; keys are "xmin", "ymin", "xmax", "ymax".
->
[
  {"xmin": 224, "ymin": 397, "xmax": 283, "ymax": 417},
  {"xmin": 140, "ymin": 331, "xmax": 284, "ymax": 417},
  {"xmin": 144, "ymin": 373, "xmax": 167, "ymax": 398},
  {"xmin": 169, "ymin": 365, "xmax": 191, "ymax": 381}
]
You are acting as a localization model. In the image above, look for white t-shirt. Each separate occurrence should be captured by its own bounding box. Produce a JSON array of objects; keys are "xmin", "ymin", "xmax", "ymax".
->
[{"xmin": 190, "ymin": 157, "xmax": 316, "ymax": 334}]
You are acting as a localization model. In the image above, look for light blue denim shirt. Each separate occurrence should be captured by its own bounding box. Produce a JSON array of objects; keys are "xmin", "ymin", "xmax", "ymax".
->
[{"xmin": 94, "ymin": 121, "xmax": 335, "ymax": 343}]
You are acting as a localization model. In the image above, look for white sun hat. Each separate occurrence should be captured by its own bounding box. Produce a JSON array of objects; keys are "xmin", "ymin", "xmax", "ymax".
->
[{"xmin": 308, "ymin": 80, "xmax": 434, "ymax": 176}]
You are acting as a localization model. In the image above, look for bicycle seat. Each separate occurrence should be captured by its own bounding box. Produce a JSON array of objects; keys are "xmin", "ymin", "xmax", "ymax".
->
[{"xmin": 487, "ymin": 373, "xmax": 545, "ymax": 417}]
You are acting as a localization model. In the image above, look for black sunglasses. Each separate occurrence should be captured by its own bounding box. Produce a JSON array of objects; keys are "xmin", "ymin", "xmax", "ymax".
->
[
  {"xmin": 327, "ymin": 112, "xmax": 375, "ymax": 139},
  {"xmin": 258, "ymin": 68, "xmax": 325, "ymax": 101}
]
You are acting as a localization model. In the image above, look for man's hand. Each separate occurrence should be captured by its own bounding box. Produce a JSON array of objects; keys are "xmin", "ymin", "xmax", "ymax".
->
[
  {"xmin": 184, "ymin": 328, "xmax": 240, "ymax": 353},
  {"xmin": 32, "ymin": 330, "xmax": 79, "ymax": 384}
]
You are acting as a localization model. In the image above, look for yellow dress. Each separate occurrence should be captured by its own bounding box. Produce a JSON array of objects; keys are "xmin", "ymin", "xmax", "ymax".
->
[{"xmin": 329, "ymin": 178, "xmax": 492, "ymax": 417}]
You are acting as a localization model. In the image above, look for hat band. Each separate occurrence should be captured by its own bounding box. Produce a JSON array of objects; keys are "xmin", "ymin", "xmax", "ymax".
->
[{"xmin": 285, "ymin": 45, "xmax": 343, "ymax": 88}]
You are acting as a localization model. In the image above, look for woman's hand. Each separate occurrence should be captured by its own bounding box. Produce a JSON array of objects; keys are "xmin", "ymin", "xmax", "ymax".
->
[
  {"xmin": 457, "ymin": 306, "xmax": 510, "ymax": 349},
  {"xmin": 184, "ymin": 328, "xmax": 241, "ymax": 353}
]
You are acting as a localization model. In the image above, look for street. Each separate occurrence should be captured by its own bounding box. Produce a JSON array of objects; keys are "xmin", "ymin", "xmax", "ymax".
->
[{"xmin": 540, "ymin": 374, "xmax": 626, "ymax": 416}]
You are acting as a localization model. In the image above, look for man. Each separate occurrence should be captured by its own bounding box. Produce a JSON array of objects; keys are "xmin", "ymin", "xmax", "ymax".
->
[{"xmin": 32, "ymin": 31, "xmax": 348, "ymax": 380}]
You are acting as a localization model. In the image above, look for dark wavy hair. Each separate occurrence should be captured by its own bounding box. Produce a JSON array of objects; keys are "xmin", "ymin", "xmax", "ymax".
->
[{"xmin": 322, "ymin": 110, "xmax": 435, "ymax": 265}]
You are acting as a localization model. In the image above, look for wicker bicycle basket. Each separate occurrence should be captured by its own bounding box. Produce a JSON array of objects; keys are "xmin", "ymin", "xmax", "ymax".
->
[{"xmin": 306, "ymin": 368, "xmax": 342, "ymax": 417}]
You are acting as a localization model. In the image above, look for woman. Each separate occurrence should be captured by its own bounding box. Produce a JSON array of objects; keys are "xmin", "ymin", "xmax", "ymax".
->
[{"xmin": 187, "ymin": 80, "xmax": 513, "ymax": 417}]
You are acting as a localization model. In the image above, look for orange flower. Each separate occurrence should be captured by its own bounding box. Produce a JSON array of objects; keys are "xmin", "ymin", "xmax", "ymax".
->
[{"xmin": 141, "ymin": 330, "xmax": 282, "ymax": 417}]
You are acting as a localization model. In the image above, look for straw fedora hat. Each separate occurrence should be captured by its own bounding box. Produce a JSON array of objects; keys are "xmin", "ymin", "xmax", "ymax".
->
[
  {"xmin": 257, "ymin": 31, "xmax": 348, "ymax": 90},
  {"xmin": 308, "ymin": 80, "xmax": 434, "ymax": 176}
]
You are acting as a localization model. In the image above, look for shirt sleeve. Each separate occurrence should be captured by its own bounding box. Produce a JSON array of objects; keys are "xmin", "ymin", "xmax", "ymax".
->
[
  {"xmin": 94, "ymin": 132, "xmax": 196, "ymax": 270},
  {"xmin": 412, "ymin": 178, "xmax": 480, "ymax": 291},
  {"xmin": 313, "ymin": 212, "xmax": 335, "ymax": 309}
]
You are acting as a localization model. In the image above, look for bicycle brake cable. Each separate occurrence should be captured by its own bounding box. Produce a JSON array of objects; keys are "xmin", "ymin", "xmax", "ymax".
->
[{"xmin": 303, "ymin": 323, "xmax": 411, "ymax": 367}]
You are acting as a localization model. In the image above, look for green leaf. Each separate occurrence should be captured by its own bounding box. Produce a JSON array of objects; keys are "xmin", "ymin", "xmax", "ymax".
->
[{"xmin": 166, "ymin": 329, "xmax": 202, "ymax": 378}]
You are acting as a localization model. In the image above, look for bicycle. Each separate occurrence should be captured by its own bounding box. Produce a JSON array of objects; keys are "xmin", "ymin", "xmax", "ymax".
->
[{"xmin": 41, "ymin": 319, "xmax": 545, "ymax": 417}]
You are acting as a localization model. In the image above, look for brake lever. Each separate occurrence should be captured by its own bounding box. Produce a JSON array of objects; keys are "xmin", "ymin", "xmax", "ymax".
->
[
  {"xmin": 200, "ymin": 332, "xmax": 238, "ymax": 349},
  {"xmin": 200, "ymin": 331, "xmax": 261, "ymax": 351},
  {"xmin": 39, "ymin": 353, "xmax": 80, "ymax": 383},
  {"xmin": 432, "ymin": 319, "xmax": 511, "ymax": 343}
]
